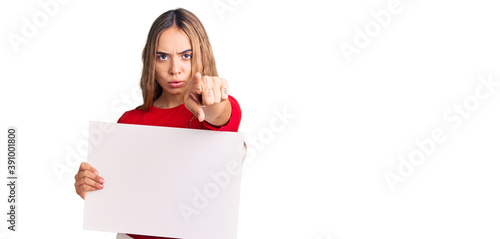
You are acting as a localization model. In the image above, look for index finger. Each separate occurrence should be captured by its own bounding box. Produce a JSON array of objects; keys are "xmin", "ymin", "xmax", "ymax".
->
[
  {"xmin": 191, "ymin": 72, "xmax": 203, "ymax": 95},
  {"xmin": 79, "ymin": 162, "xmax": 99, "ymax": 175}
]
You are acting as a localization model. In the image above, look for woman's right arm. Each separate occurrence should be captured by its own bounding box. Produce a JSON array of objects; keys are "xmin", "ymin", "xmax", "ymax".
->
[{"xmin": 74, "ymin": 162, "xmax": 105, "ymax": 199}]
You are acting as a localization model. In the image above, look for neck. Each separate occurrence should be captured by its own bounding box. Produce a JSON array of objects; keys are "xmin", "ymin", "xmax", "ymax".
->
[{"xmin": 153, "ymin": 90, "xmax": 185, "ymax": 109}]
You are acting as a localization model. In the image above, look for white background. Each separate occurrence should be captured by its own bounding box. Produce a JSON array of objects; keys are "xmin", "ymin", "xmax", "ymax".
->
[{"xmin": 1, "ymin": 0, "xmax": 500, "ymax": 238}]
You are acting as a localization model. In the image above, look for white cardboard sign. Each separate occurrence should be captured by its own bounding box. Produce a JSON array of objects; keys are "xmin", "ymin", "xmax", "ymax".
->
[{"xmin": 83, "ymin": 122, "xmax": 245, "ymax": 239}]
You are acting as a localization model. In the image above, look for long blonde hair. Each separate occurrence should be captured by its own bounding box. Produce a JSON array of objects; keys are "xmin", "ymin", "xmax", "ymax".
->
[{"xmin": 138, "ymin": 8, "xmax": 218, "ymax": 111}]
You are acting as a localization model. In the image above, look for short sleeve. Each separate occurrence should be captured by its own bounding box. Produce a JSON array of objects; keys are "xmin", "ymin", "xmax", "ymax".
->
[{"xmin": 201, "ymin": 95, "xmax": 241, "ymax": 132}]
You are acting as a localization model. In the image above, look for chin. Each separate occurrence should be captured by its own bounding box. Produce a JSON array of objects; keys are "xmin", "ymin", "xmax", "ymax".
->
[{"xmin": 165, "ymin": 87, "xmax": 186, "ymax": 96}]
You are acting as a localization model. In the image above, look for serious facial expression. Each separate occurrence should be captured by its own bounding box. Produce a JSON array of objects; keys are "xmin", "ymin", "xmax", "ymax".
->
[{"xmin": 155, "ymin": 27, "xmax": 193, "ymax": 96}]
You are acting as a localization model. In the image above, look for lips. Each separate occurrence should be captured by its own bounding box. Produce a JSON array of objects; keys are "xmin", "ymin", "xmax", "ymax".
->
[{"xmin": 168, "ymin": 81, "xmax": 184, "ymax": 88}]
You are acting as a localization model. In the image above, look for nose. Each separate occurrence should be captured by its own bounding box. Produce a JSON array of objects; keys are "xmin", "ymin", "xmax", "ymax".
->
[{"xmin": 169, "ymin": 57, "xmax": 180, "ymax": 75}]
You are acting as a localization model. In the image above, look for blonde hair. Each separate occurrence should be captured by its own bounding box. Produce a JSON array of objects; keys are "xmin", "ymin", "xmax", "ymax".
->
[{"xmin": 138, "ymin": 8, "xmax": 218, "ymax": 111}]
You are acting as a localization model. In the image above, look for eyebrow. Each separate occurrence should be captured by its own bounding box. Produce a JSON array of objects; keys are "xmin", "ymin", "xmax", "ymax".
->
[{"xmin": 156, "ymin": 49, "xmax": 192, "ymax": 55}]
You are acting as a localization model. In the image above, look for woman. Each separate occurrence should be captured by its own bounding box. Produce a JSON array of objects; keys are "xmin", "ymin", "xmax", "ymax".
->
[{"xmin": 73, "ymin": 8, "xmax": 241, "ymax": 239}]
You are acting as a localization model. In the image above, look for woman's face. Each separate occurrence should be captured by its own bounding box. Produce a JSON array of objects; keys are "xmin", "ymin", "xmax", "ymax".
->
[{"xmin": 155, "ymin": 27, "xmax": 192, "ymax": 96}]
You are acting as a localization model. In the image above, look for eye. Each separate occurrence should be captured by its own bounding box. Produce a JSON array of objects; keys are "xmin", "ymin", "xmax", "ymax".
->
[
  {"xmin": 182, "ymin": 53, "xmax": 192, "ymax": 59},
  {"xmin": 158, "ymin": 54, "xmax": 169, "ymax": 61}
]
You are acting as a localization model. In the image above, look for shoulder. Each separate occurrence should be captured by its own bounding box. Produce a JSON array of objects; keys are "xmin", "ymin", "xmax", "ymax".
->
[{"xmin": 117, "ymin": 108, "xmax": 146, "ymax": 124}]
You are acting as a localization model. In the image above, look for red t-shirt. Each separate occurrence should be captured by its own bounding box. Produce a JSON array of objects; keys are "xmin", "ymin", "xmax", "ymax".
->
[{"xmin": 117, "ymin": 95, "xmax": 241, "ymax": 239}]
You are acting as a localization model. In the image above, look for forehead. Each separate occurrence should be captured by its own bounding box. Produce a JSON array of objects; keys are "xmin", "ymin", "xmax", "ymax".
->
[{"xmin": 157, "ymin": 27, "xmax": 191, "ymax": 52}]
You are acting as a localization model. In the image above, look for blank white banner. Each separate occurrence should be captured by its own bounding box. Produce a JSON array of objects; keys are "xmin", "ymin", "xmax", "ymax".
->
[{"xmin": 83, "ymin": 122, "xmax": 245, "ymax": 239}]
